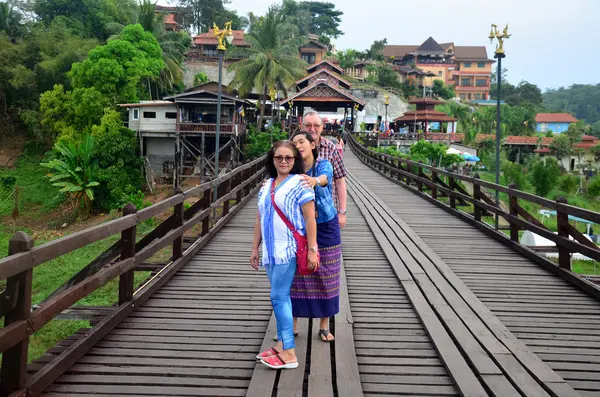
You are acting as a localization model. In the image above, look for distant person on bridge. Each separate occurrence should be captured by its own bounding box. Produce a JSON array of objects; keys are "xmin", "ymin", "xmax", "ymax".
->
[
  {"xmin": 301, "ymin": 111, "xmax": 348, "ymax": 229},
  {"xmin": 288, "ymin": 130, "xmax": 341, "ymax": 343},
  {"xmin": 251, "ymin": 140, "xmax": 318, "ymax": 370}
]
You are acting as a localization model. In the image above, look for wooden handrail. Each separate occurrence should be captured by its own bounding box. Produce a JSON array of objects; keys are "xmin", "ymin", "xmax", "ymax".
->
[
  {"xmin": 348, "ymin": 134, "xmax": 600, "ymax": 270},
  {"xmin": 0, "ymin": 155, "xmax": 267, "ymax": 397}
]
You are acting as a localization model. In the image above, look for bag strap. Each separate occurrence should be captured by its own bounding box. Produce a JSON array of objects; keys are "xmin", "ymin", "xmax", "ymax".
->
[{"xmin": 270, "ymin": 181, "xmax": 297, "ymax": 234}]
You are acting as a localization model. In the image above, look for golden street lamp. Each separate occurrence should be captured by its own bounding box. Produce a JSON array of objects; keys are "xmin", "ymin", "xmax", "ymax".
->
[
  {"xmin": 384, "ymin": 93, "xmax": 390, "ymax": 138},
  {"xmin": 212, "ymin": 22, "xmax": 233, "ymax": 204},
  {"xmin": 489, "ymin": 23, "xmax": 510, "ymax": 231}
]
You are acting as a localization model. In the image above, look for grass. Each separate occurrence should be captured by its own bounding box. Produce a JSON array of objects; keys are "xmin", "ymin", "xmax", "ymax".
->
[
  {"xmin": 0, "ymin": 154, "xmax": 65, "ymax": 217},
  {"xmin": 0, "ymin": 222, "xmax": 153, "ymax": 363}
]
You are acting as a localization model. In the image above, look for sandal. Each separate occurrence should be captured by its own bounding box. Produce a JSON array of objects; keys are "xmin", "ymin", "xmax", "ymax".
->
[
  {"xmin": 261, "ymin": 353, "xmax": 299, "ymax": 370},
  {"xmin": 256, "ymin": 347, "xmax": 279, "ymax": 360},
  {"xmin": 318, "ymin": 329, "xmax": 335, "ymax": 342},
  {"xmin": 272, "ymin": 332, "xmax": 298, "ymax": 342}
]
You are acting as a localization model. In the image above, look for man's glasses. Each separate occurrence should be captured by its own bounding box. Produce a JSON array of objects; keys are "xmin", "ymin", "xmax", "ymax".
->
[
  {"xmin": 303, "ymin": 123, "xmax": 322, "ymax": 129},
  {"xmin": 274, "ymin": 155, "xmax": 295, "ymax": 163}
]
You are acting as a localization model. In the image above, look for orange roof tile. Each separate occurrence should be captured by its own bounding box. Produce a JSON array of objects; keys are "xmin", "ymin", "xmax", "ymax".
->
[
  {"xmin": 164, "ymin": 14, "xmax": 177, "ymax": 25},
  {"xmin": 504, "ymin": 136, "xmax": 554, "ymax": 146},
  {"xmin": 193, "ymin": 30, "xmax": 248, "ymax": 47},
  {"xmin": 535, "ymin": 113, "xmax": 578, "ymax": 123}
]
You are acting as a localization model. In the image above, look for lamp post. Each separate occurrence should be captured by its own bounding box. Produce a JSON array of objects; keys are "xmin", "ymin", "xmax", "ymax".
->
[
  {"xmin": 213, "ymin": 22, "xmax": 234, "ymax": 205},
  {"xmin": 269, "ymin": 87, "xmax": 276, "ymax": 144},
  {"xmin": 489, "ymin": 23, "xmax": 510, "ymax": 231},
  {"xmin": 384, "ymin": 93, "xmax": 390, "ymax": 138}
]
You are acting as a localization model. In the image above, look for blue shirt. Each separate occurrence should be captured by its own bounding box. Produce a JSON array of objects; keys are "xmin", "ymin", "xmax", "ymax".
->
[
  {"xmin": 306, "ymin": 159, "xmax": 337, "ymax": 224},
  {"xmin": 257, "ymin": 175, "xmax": 315, "ymax": 266}
]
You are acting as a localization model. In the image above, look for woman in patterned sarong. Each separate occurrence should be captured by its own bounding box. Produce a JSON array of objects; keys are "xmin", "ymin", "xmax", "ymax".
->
[{"xmin": 289, "ymin": 130, "xmax": 341, "ymax": 342}]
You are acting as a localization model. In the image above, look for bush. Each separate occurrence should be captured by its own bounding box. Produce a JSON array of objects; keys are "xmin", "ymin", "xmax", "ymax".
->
[
  {"xmin": 502, "ymin": 161, "xmax": 526, "ymax": 189},
  {"xmin": 530, "ymin": 158, "xmax": 561, "ymax": 197},
  {"xmin": 558, "ymin": 174, "xmax": 579, "ymax": 195},
  {"xmin": 587, "ymin": 176, "xmax": 600, "ymax": 197},
  {"xmin": 243, "ymin": 125, "xmax": 288, "ymax": 159}
]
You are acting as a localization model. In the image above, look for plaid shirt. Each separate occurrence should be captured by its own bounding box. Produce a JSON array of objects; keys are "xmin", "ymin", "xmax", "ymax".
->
[{"xmin": 318, "ymin": 137, "xmax": 347, "ymax": 209}]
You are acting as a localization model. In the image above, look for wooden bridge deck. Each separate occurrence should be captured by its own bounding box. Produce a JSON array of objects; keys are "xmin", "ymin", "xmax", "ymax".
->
[
  {"xmin": 10, "ymin": 147, "xmax": 600, "ymax": 397},
  {"xmin": 344, "ymin": 147, "xmax": 600, "ymax": 397}
]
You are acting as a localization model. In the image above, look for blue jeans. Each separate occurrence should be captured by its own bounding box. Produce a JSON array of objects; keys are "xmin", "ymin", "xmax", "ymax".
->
[{"xmin": 265, "ymin": 258, "xmax": 297, "ymax": 350}]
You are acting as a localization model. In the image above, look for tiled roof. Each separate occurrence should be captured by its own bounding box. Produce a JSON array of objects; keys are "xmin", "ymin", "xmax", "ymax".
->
[
  {"xmin": 306, "ymin": 60, "xmax": 344, "ymax": 74},
  {"xmin": 295, "ymin": 69, "xmax": 351, "ymax": 89},
  {"xmin": 414, "ymin": 37, "xmax": 446, "ymax": 54},
  {"xmin": 535, "ymin": 113, "xmax": 578, "ymax": 123},
  {"xmin": 453, "ymin": 46, "xmax": 490, "ymax": 60},
  {"xmin": 164, "ymin": 14, "xmax": 177, "ymax": 25},
  {"xmin": 193, "ymin": 30, "xmax": 248, "ymax": 47},
  {"xmin": 505, "ymin": 136, "xmax": 554, "ymax": 146},
  {"xmin": 383, "ymin": 45, "xmax": 418, "ymax": 58}
]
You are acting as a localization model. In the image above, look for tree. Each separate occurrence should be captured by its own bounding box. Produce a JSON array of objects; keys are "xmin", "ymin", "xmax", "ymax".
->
[
  {"xmin": 376, "ymin": 65, "xmax": 400, "ymax": 89},
  {"xmin": 543, "ymin": 84, "xmax": 600, "ymax": 124},
  {"xmin": 193, "ymin": 72, "xmax": 209, "ymax": 86},
  {"xmin": 565, "ymin": 120, "xmax": 586, "ymax": 143},
  {"xmin": 432, "ymin": 80, "xmax": 455, "ymax": 100},
  {"xmin": 336, "ymin": 49, "xmax": 357, "ymax": 70},
  {"xmin": 550, "ymin": 134, "xmax": 572, "ymax": 169},
  {"xmin": 227, "ymin": 7, "xmax": 307, "ymax": 129},
  {"xmin": 300, "ymin": 1, "xmax": 343, "ymax": 38},
  {"xmin": 516, "ymin": 81, "xmax": 543, "ymax": 105},
  {"xmin": 178, "ymin": 0, "xmax": 229, "ymax": 33},
  {"xmin": 367, "ymin": 38, "xmax": 387, "ymax": 61},
  {"xmin": 69, "ymin": 24, "xmax": 164, "ymax": 103},
  {"xmin": 40, "ymin": 134, "xmax": 100, "ymax": 213},
  {"xmin": 530, "ymin": 158, "xmax": 561, "ymax": 197}
]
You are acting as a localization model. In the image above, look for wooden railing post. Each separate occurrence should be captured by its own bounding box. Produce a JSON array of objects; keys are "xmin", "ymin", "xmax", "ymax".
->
[
  {"xmin": 556, "ymin": 196, "xmax": 571, "ymax": 270},
  {"xmin": 508, "ymin": 183, "xmax": 519, "ymax": 242},
  {"xmin": 417, "ymin": 162, "xmax": 424, "ymax": 192},
  {"xmin": 431, "ymin": 169, "xmax": 438, "ymax": 200},
  {"xmin": 449, "ymin": 176, "xmax": 457, "ymax": 209},
  {"xmin": 119, "ymin": 203, "xmax": 137, "ymax": 305},
  {"xmin": 201, "ymin": 188, "xmax": 211, "ymax": 236},
  {"xmin": 222, "ymin": 177, "xmax": 232, "ymax": 216},
  {"xmin": 0, "ymin": 231, "xmax": 34, "ymax": 396},
  {"xmin": 172, "ymin": 188, "xmax": 184, "ymax": 261},
  {"xmin": 473, "ymin": 173, "xmax": 482, "ymax": 222},
  {"xmin": 236, "ymin": 171, "xmax": 243, "ymax": 205}
]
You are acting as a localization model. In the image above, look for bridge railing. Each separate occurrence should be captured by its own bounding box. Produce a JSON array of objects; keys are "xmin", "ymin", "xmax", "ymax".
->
[
  {"xmin": 0, "ymin": 155, "xmax": 267, "ymax": 397},
  {"xmin": 349, "ymin": 134, "xmax": 600, "ymax": 284}
]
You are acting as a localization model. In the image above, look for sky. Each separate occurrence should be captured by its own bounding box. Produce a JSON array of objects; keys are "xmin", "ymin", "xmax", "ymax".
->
[{"xmin": 166, "ymin": 0, "xmax": 599, "ymax": 91}]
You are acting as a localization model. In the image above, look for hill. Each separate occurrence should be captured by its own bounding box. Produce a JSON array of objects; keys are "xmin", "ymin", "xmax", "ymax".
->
[{"xmin": 543, "ymin": 84, "xmax": 600, "ymax": 123}]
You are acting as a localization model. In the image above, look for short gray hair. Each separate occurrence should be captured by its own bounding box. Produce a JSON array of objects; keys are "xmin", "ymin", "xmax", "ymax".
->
[{"xmin": 303, "ymin": 111, "xmax": 321, "ymax": 121}]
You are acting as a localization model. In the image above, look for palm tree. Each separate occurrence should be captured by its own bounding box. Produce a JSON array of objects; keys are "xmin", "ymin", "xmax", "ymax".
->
[{"xmin": 227, "ymin": 6, "xmax": 307, "ymax": 128}]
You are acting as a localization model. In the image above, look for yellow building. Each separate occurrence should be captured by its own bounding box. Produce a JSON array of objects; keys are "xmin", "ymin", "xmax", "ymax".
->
[{"xmin": 383, "ymin": 37, "xmax": 494, "ymax": 101}]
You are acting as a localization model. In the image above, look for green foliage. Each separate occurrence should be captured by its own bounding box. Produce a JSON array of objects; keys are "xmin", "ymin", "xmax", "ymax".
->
[
  {"xmin": 543, "ymin": 84, "xmax": 600, "ymax": 123},
  {"xmin": 549, "ymin": 134, "xmax": 573, "ymax": 168},
  {"xmin": 530, "ymin": 158, "xmax": 561, "ymax": 197},
  {"xmin": 193, "ymin": 72, "xmax": 209, "ymax": 86},
  {"xmin": 69, "ymin": 24, "xmax": 164, "ymax": 103},
  {"xmin": 502, "ymin": 161, "xmax": 526, "ymax": 189},
  {"xmin": 243, "ymin": 125, "xmax": 288, "ymax": 159},
  {"xmin": 227, "ymin": 6, "xmax": 307, "ymax": 128},
  {"xmin": 367, "ymin": 38, "xmax": 387, "ymax": 61},
  {"xmin": 558, "ymin": 174, "xmax": 579, "ymax": 195},
  {"xmin": 91, "ymin": 109, "xmax": 143, "ymax": 211},
  {"xmin": 273, "ymin": 0, "xmax": 343, "ymax": 39},
  {"xmin": 587, "ymin": 176, "xmax": 600, "ymax": 197},
  {"xmin": 40, "ymin": 134, "xmax": 100, "ymax": 213},
  {"xmin": 432, "ymin": 80, "xmax": 455, "ymax": 100},
  {"xmin": 40, "ymin": 85, "xmax": 109, "ymax": 141},
  {"xmin": 376, "ymin": 65, "xmax": 400, "ymax": 89},
  {"xmin": 336, "ymin": 49, "xmax": 357, "ymax": 70},
  {"xmin": 565, "ymin": 120, "xmax": 586, "ymax": 143}
]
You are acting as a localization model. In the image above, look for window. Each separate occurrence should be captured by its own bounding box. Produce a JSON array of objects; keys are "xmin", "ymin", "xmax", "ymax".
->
[
  {"xmin": 165, "ymin": 112, "xmax": 177, "ymax": 119},
  {"xmin": 467, "ymin": 93, "xmax": 472, "ymax": 99},
  {"xmin": 476, "ymin": 79, "xmax": 487, "ymax": 87},
  {"xmin": 459, "ymin": 94, "xmax": 466, "ymax": 100},
  {"xmin": 464, "ymin": 62, "xmax": 471, "ymax": 67},
  {"xmin": 461, "ymin": 78, "xmax": 472, "ymax": 86},
  {"xmin": 477, "ymin": 62, "xmax": 485, "ymax": 68},
  {"xmin": 474, "ymin": 94, "xmax": 481, "ymax": 100},
  {"xmin": 437, "ymin": 71, "xmax": 442, "ymax": 77},
  {"xmin": 143, "ymin": 111, "xmax": 156, "ymax": 118},
  {"xmin": 540, "ymin": 123, "xmax": 548, "ymax": 132},
  {"xmin": 301, "ymin": 53, "xmax": 316, "ymax": 64},
  {"xmin": 133, "ymin": 109, "xmax": 139, "ymax": 120}
]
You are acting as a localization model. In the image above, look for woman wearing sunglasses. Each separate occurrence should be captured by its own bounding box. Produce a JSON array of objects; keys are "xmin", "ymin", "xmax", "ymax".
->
[{"xmin": 251, "ymin": 140, "xmax": 318, "ymax": 370}]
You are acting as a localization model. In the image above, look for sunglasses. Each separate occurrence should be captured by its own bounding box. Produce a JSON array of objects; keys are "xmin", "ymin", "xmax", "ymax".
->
[
  {"xmin": 303, "ymin": 123, "xmax": 322, "ymax": 129},
  {"xmin": 274, "ymin": 155, "xmax": 295, "ymax": 163}
]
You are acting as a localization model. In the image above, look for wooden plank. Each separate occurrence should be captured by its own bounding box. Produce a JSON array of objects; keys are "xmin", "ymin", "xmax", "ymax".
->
[
  {"xmin": 246, "ymin": 313, "xmax": 277, "ymax": 397},
  {"xmin": 277, "ymin": 318, "xmax": 309, "ymax": 397},
  {"xmin": 308, "ymin": 319, "xmax": 333, "ymax": 397}
]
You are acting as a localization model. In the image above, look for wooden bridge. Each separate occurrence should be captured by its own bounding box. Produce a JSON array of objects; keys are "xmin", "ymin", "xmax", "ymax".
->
[{"xmin": 2, "ymin": 137, "xmax": 600, "ymax": 397}]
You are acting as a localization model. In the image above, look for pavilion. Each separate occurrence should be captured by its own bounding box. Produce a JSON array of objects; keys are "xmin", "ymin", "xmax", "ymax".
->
[
  {"xmin": 393, "ymin": 97, "xmax": 457, "ymax": 134},
  {"xmin": 280, "ymin": 60, "xmax": 365, "ymax": 132}
]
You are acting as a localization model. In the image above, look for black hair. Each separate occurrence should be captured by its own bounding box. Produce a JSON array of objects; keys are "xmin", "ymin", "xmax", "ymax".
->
[
  {"xmin": 265, "ymin": 140, "xmax": 305, "ymax": 178},
  {"xmin": 290, "ymin": 130, "xmax": 319, "ymax": 161}
]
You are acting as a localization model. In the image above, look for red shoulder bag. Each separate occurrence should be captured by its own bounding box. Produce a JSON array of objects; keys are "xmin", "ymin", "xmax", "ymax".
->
[{"xmin": 270, "ymin": 182, "xmax": 319, "ymax": 275}]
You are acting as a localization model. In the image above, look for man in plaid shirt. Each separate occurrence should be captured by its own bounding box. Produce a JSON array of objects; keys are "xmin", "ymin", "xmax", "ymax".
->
[{"xmin": 302, "ymin": 111, "xmax": 347, "ymax": 228}]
